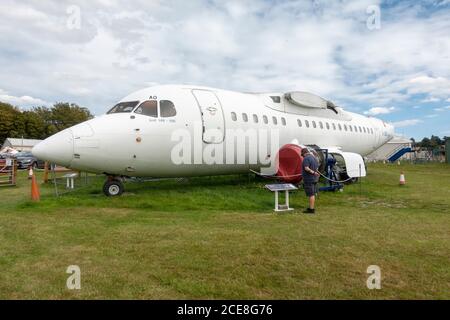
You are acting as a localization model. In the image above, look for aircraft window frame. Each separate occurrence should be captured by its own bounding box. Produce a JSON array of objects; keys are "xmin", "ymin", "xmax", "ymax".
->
[
  {"xmin": 297, "ymin": 119, "xmax": 302, "ymax": 127},
  {"xmin": 253, "ymin": 114, "xmax": 259, "ymax": 123},
  {"xmin": 363, "ymin": 127, "xmax": 366, "ymax": 133},
  {"xmin": 281, "ymin": 117, "xmax": 286, "ymax": 126},
  {"xmin": 338, "ymin": 124, "xmax": 342, "ymax": 131},
  {"xmin": 349, "ymin": 125, "xmax": 353, "ymax": 132},
  {"xmin": 319, "ymin": 121, "xmax": 323, "ymax": 129},
  {"xmin": 272, "ymin": 116, "xmax": 278, "ymax": 125},
  {"xmin": 160, "ymin": 100, "xmax": 177, "ymax": 118},
  {"xmin": 305, "ymin": 120, "xmax": 310, "ymax": 128},
  {"xmin": 107, "ymin": 101, "xmax": 140, "ymax": 114},
  {"xmin": 263, "ymin": 115, "xmax": 268, "ymax": 124},
  {"xmin": 231, "ymin": 112, "xmax": 237, "ymax": 121},
  {"xmin": 326, "ymin": 122, "xmax": 330, "ymax": 130},
  {"xmin": 344, "ymin": 124, "xmax": 347, "ymax": 131},
  {"xmin": 359, "ymin": 126, "xmax": 362, "ymax": 132},
  {"xmin": 134, "ymin": 100, "xmax": 158, "ymax": 118},
  {"xmin": 242, "ymin": 113, "xmax": 248, "ymax": 122},
  {"xmin": 332, "ymin": 123, "xmax": 336, "ymax": 130},
  {"xmin": 312, "ymin": 121, "xmax": 317, "ymax": 128}
]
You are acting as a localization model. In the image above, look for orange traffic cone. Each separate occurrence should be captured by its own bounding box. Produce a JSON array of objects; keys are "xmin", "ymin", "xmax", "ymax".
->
[
  {"xmin": 31, "ymin": 173, "xmax": 40, "ymax": 201},
  {"xmin": 399, "ymin": 172, "xmax": 406, "ymax": 186},
  {"xmin": 28, "ymin": 166, "xmax": 33, "ymax": 179}
]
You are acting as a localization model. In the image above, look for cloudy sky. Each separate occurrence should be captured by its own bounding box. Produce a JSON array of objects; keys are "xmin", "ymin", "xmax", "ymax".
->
[{"xmin": 0, "ymin": 0, "xmax": 449, "ymax": 139}]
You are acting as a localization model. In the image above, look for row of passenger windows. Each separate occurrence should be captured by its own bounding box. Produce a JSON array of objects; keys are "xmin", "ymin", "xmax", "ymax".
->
[
  {"xmin": 231, "ymin": 112, "xmax": 287, "ymax": 126},
  {"xmin": 107, "ymin": 100, "xmax": 177, "ymax": 118},
  {"xmin": 230, "ymin": 112, "xmax": 374, "ymax": 134}
]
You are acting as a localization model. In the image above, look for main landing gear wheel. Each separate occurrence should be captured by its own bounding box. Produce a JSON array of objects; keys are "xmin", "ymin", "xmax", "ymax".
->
[{"xmin": 103, "ymin": 179, "xmax": 124, "ymax": 197}]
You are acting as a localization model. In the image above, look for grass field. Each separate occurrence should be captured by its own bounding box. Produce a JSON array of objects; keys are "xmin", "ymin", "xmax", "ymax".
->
[{"xmin": 0, "ymin": 163, "xmax": 449, "ymax": 299}]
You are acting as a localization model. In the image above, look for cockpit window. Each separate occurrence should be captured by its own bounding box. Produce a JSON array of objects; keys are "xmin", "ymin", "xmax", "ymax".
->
[
  {"xmin": 107, "ymin": 101, "xmax": 139, "ymax": 114},
  {"xmin": 160, "ymin": 100, "xmax": 177, "ymax": 117},
  {"xmin": 270, "ymin": 96, "xmax": 281, "ymax": 103},
  {"xmin": 135, "ymin": 100, "xmax": 158, "ymax": 117}
]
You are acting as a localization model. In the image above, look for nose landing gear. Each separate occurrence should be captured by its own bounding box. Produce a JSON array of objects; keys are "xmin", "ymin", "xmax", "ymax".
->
[{"xmin": 103, "ymin": 177, "xmax": 124, "ymax": 197}]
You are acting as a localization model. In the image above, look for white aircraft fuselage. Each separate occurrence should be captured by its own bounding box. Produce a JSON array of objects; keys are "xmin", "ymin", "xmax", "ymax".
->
[{"xmin": 32, "ymin": 85, "xmax": 394, "ymax": 178}]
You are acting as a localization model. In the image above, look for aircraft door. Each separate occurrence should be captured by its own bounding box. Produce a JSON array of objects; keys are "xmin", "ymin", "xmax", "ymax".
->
[{"xmin": 192, "ymin": 90, "xmax": 225, "ymax": 144}]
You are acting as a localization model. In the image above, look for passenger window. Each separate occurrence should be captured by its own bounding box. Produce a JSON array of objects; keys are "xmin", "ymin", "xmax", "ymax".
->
[
  {"xmin": 363, "ymin": 127, "xmax": 366, "ymax": 133},
  {"xmin": 359, "ymin": 126, "xmax": 362, "ymax": 132},
  {"xmin": 338, "ymin": 124, "xmax": 342, "ymax": 131},
  {"xmin": 305, "ymin": 120, "xmax": 310, "ymax": 128},
  {"xmin": 272, "ymin": 117, "xmax": 278, "ymax": 125},
  {"xmin": 332, "ymin": 123, "xmax": 336, "ymax": 130},
  {"xmin": 297, "ymin": 119, "xmax": 302, "ymax": 127},
  {"xmin": 281, "ymin": 117, "xmax": 286, "ymax": 126},
  {"xmin": 312, "ymin": 121, "xmax": 316, "ymax": 128},
  {"xmin": 263, "ymin": 115, "xmax": 268, "ymax": 124},
  {"xmin": 160, "ymin": 100, "xmax": 177, "ymax": 117},
  {"xmin": 231, "ymin": 112, "xmax": 237, "ymax": 121},
  {"xmin": 108, "ymin": 101, "xmax": 139, "ymax": 114},
  {"xmin": 135, "ymin": 100, "xmax": 158, "ymax": 117},
  {"xmin": 326, "ymin": 122, "xmax": 330, "ymax": 130},
  {"xmin": 319, "ymin": 122, "xmax": 323, "ymax": 129},
  {"xmin": 253, "ymin": 114, "xmax": 258, "ymax": 123},
  {"xmin": 344, "ymin": 124, "xmax": 347, "ymax": 131},
  {"xmin": 349, "ymin": 125, "xmax": 353, "ymax": 132},
  {"xmin": 242, "ymin": 113, "xmax": 248, "ymax": 122}
]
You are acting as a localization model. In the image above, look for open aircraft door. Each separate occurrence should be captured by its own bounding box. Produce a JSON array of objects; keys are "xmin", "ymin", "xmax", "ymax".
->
[
  {"xmin": 192, "ymin": 90, "xmax": 225, "ymax": 144},
  {"xmin": 328, "ymin": 148, "xmax": 367, "ymax": 178}
]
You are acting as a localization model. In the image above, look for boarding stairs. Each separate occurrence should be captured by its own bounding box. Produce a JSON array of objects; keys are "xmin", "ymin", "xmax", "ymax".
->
[{"xmin": 387, "ymin": 145, "xmax": 412, "ymax": 162}]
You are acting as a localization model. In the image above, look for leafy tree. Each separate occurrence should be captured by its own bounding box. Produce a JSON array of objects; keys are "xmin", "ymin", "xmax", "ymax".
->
[
  {"xmin": 0, "ymin": 102, "xmax": 22, "ymax": 143},
  {"xmin": 50, "ymin": 103, "xmax": 93, "ymax": 131},
  {"xmin": 429, "ymin": 135, "xmax": 442, "ymax": 148},
  {"xmin": 416, "ymin": 136, "xmax": 446, "ymax": 149},
  {"xmin": 0, "ymin": 101, "xmax": 94, "ymax": 146}
]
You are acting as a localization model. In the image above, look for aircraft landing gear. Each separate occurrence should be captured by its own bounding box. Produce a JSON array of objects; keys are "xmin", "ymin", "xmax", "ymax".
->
[{"xmin": 103, "ymin": 177, "xmax": 124, "ymax": 197}]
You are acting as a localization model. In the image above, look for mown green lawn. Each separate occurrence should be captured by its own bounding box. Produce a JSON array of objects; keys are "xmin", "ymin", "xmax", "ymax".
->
[{"xmin": 0, "ymin": 163, "xmax": 449, "ymax": 299}]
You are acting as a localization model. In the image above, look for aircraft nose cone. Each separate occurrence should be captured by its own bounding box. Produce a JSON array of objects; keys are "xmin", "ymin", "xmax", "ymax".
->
[{"xmin": 32, "ymin": 129, "xmax": 74, "ymax": 167}]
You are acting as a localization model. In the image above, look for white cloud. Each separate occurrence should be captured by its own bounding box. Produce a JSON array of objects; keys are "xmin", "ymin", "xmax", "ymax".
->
[
  {"xmin": 421, "ymin": 97, "xmax": 440, "ymax": 103},
  {"xmin": 434, "ymin": 106, "xmax": 450, "ymax": 111},
  {"xmin": 0, "ymin": 89, "xmax": 49, "ymax": 107},
  {"xmin": 364, "ymin": 107, "xmax": 396, "ymax": 116},
  {"xmin": 392, "ymin": 119, "xmax": 423, "ymax": 128},
  {"xmin": 407, "ymin": 76, "xmax": 450, "ymax": 99}
]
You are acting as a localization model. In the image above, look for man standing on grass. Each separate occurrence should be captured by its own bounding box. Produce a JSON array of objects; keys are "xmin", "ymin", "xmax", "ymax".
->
[{"xmin": 301, "ymin": 148, "xmax": 320, "ymax": 214}]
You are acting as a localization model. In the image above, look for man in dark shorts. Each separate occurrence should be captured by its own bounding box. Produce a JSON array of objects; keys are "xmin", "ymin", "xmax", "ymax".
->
[{"xmin": 301, "ymin": 148, "xmax": 320, "ymax": 214}]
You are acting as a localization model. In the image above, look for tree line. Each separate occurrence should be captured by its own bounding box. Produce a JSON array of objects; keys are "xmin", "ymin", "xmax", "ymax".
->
[
  {"xmin": 0, "ymin": 101, "xmax": 93, "ymax": 144},
  {"xmin": 411, "ymin": 135, "xmax": 448, "ymax": 150}
]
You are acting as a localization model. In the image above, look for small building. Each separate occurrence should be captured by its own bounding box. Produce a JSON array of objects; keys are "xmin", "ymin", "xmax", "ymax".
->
[
  {"xmin": 1, "ymin": 138, "xmax": 42, "ymax": 152},
  {"xmin": 366, "ymin": 136, "xmax": 413, "ymax": 162}
]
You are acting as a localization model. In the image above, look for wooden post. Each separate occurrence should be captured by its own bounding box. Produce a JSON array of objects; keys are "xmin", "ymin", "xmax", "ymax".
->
[
  {"xmin": 43, "ymin": 161, "xmax": 49, "ymax": 183},
  {"xmin": 13, "ymin": 159, "xmax": 17, "ymax": 185}
]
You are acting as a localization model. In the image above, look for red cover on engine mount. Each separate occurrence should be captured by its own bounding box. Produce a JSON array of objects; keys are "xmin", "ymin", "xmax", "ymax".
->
[{"xmin": 276, "ymin": 144, "xmax": 303, "ymax": 184}]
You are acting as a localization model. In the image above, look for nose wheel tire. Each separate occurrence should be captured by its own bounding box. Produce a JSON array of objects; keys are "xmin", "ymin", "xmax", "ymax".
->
[{"xmin": 103, "ymin": 179, "xmax": 124, "ymax": 197}]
